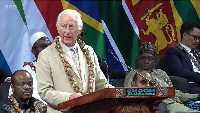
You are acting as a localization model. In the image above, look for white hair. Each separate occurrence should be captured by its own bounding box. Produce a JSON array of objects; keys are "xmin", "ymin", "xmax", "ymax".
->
[{"xmin": 56, "ymin": 9, "xmax": 83, "ymax": 30}]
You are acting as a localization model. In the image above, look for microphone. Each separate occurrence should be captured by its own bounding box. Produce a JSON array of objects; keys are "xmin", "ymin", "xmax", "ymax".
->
[
  {"xmin": 102, "ymin": 57, "xmax": 110, "ymax": 88},
  {"xmin": 108, "ymin": 49, "xmax": 159, "ymax": 88}
]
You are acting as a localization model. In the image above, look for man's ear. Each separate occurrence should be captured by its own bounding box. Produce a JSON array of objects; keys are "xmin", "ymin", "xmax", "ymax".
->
[
  {"xmin": 78, "ymin": 28, "xmax": 82, "ymax": 34},
  {"xmin": 31, "ymin": 48, "xmax": 36, "ymax": 56},
  {"xmin": 182, "ymin": 32, "xmax": 188, "ymax": 39},
  {"xmin": 131, "ymin": 81, "xmax": 136, "ymax": 87},
  {"xmin": 56, "ymin": 24, "xmax": 59, "ymax": 33}
]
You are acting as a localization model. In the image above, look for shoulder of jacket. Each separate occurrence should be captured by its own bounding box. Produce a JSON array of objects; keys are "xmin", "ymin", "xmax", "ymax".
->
[
  {"xmin": 40, "ymin": 44, "xmax": 55, "ymax": 55},
  {"xmin": 154, "ymin": 69, "xmax": 165, "ymax": 73},
  {"xmin": 153, "ymin": 69, "xmax": 169, "ymax": 77},
  {"xmin": 166, "ymin": 47, "xmax": 179, "ymax": 52},
  {"xmin": 84, "ymin": 44, "xmax": 93, "ymax": 49},
  {"xmin": 83, "ymin": 45, "xmax": 95, "ymax": 53}
]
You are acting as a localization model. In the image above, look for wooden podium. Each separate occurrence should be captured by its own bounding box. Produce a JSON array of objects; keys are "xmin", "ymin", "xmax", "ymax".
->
[{"xmin": 58, "ymin": 87, "xmax": 175, "ymax": 113}]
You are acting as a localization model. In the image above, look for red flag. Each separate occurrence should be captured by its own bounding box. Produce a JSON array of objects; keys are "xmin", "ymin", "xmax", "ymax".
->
[{"xmin": 126, "ymin": 1, "xmax": 178, "ymax": 55}]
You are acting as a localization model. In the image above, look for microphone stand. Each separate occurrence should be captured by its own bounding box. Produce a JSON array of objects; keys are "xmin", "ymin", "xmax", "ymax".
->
[
  {"xmin": 102, "ymin": 57, "xmax": 109, "ymax": 88},
  {"xmin": 108, "ymin": 49, "xmax": 164, "ymax": 93}
]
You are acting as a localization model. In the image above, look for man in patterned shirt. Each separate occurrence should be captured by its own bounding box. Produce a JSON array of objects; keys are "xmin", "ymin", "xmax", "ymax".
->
[{"xmin": 0, "ymin": 70, "xmax": 46, "ymax": 113}]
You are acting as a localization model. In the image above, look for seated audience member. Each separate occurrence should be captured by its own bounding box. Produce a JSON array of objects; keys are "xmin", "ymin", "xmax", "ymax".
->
[
  {"xmin": 79, "ymin": 26, "xmax": 126, "ymax": 79},
  {"xmin": 0, "ymin": 70, "xmax": 46, "ymax": 113},
  {"xmin": 8, "ymin": 32, "xmax": 52, "ymax": 104},
  {"xmin": 123, "ymin": 70, "xmax": 154, "ymax": 113},
  {"xmin": 124, "ymin": 42, "xmax": 200, "ymax": 113},
  {"xmin": 36, "ymin": 9, "xmax": 113, "ymax": 112},
  {"xmin": 165, "ymin": 21, "xmax": 200, "ymax": 94},
  {"xmin": 130, "ymin": 71, "xmax": 154, "ymax": 88},
  {"xmin": 0, "ymin": 68, "xmax": 10, "ymax": 83}
]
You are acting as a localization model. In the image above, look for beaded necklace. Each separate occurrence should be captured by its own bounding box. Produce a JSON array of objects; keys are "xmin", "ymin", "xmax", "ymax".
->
[
  {"xmin": 176, "ymin": 44, "xmax": 200, "ymax": 70},
  {"xmin": 54, "ymin": 37, "xmax": 95, "ymax": 95},
  {"xmin": 23, "ymin": 62, "xmax": 36, "ymax": 73},
  {"xmin": 9, "ymin": 95, "xmax": 39, "ymax": 113}
]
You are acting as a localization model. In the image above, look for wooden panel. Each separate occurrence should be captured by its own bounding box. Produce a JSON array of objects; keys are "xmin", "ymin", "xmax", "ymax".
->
[{"xmin": 58, "ymin": 87, "xmax": 175, "ymax": 112}]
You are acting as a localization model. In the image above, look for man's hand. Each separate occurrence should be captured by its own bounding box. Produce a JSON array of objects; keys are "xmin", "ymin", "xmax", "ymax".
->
[{"xmin": 69, "ymin": 93, "xmax": 82, "ymax": 100}]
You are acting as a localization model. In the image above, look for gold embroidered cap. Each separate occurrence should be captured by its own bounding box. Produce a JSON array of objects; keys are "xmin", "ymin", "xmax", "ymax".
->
[{"xmin": 139, "ymin": 42, "xmax": 157, "ymax": 56}]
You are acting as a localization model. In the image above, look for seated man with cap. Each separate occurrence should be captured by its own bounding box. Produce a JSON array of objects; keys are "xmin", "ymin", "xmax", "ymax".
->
[
  {"xmin": 124, "ymin": 42, "xmax": 200, "ymax": 113},
  {"xmin": 8, "ymin": 32, "xmax": 52, "ymax": 103}
]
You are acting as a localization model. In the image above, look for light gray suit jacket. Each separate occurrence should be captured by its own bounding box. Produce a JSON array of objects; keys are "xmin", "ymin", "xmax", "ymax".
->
[{"xmin": 36, "ymin": 39, "xmax": 113, "ymax": 113}]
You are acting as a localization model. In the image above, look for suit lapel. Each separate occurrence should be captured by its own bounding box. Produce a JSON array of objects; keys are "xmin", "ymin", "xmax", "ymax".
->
[
  {"xmin": 180, "ymin": 50, "xmax": 193, "ymax": 70},
  {"xmin": 59, "ymin": 40, "xmax": 82, "ymax": 81}
]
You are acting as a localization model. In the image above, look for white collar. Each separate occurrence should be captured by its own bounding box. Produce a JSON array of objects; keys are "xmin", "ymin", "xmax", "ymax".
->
[
  {"xmin": 58, "ymin": 36, "xmax": 78, "ymax": 52},
  {"xmin": 65, "ymin": 42, "xmax": 78, "ymax": 52},
  {"xmin": 180, "ymin": 43, "xmax": 191, "ymax": 52}
]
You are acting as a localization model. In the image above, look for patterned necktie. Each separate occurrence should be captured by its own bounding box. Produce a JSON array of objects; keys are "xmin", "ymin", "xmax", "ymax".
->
[
  {"xmin": 70, "ymin": 48, "xmax": 81, "ymax": 77},
  {"xmin": 191, "ymin": 50, "xmax": 200, "ymax": 64}
]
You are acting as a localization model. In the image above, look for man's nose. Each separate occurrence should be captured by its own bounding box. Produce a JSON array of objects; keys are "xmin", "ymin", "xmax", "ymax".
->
[
  {"xmin": 195, "ymin": 38, "xmax": 199, "ymax": 42},
  {"xmin": 65, "ymin": 27, "xmax": 70, "ymax": 33},
  {"xmin": 144, "ymin": 59, "xmax": 150, "ymax": 63}
]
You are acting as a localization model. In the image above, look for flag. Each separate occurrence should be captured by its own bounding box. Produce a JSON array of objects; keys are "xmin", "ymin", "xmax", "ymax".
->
[
  {"xmin": 1, "ymin": 1, "xmax": 31, "ymax": 74},
  {"xmin": 1, "ymin": 0, "xmax": 200, "ymax": 77},
  {"xmin": 0, "ymin": 52, "xmax": 11, "ymax": 75},
  {"xmin": 62, "ymin": 1, "xmax": 129, "ymax": 71},
  {"xmin": 173, "ymin": 0, "xmax": 200, "ymax": 49},
  {"xmin": 124, "ymin": 0, "xmax": 200, "ymax": 55},
  {"xmin": 21, "ymin": 1, "xmax": 55, "ymax": 43},
  {"xmin": 0, "ymin": 0, "xmax": 62, "ymax": 74},
  {"xmin": 61, "ymin": 1, "xmax": 106, "ymax": 58},
  {"xmin": 125, "ymin": 0, "xmax": 179, "ymax": 55},
  {"xmin": 97, "ymin": 1, "xmax": 139, "ymax": 70}
]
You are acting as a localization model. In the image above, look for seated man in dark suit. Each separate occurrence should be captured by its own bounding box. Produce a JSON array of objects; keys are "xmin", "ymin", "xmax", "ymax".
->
[{"xmin": 165, "ymin": 21, "xmax": 200, "ymax": 94}]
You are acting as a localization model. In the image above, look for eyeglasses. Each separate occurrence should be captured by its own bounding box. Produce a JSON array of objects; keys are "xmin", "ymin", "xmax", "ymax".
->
[
  {"xmin": 139, "ymin": 57, "xmax": 156, "ymax": 62},
  {"xmin": 61, "ymin": 24, "xmax": 76, "ymax": 30},
  {"xmin": 187, "ymin": 33, "xmax": 200, "ymax": 41}
]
